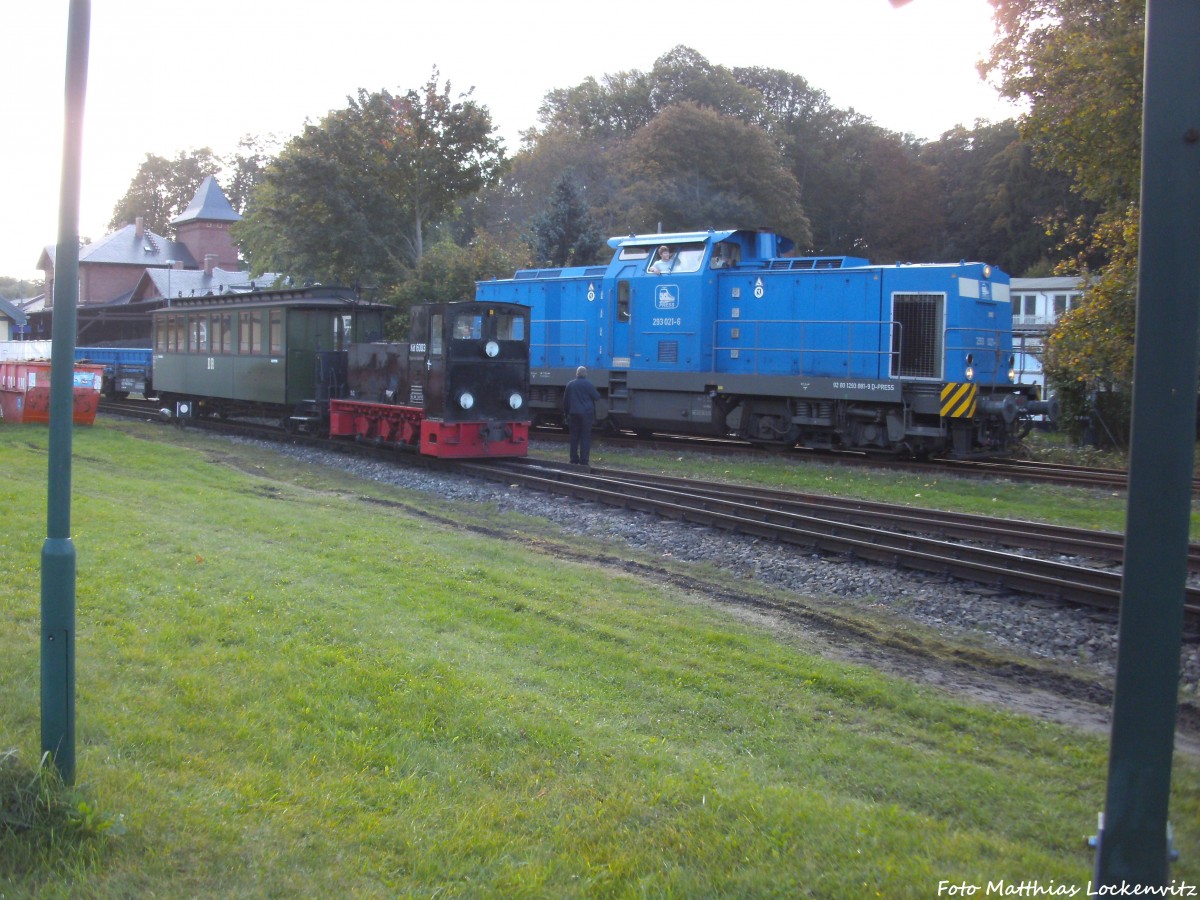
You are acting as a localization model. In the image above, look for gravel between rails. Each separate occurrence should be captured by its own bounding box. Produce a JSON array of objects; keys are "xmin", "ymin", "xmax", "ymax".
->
[{"xmin": 232, "ymin": 436, "xmax": 1200, "ymax": 742}]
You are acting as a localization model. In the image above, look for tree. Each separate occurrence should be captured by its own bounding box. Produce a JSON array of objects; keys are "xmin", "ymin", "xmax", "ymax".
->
[
  {"xmin": 234, "ymin": 106, "xmax": 409, "ymax": 286},
  {"xmin": 983, "ymin": 0, "xmax": 1146, "ymax": 441},
  {"xmin": 0, "ymin": 275, "xmax": 43, "ymax": 298},
  {"xmin": 108, "ymin": 148, "xmax": 221, "ymax": 234},
  {"xmin": 537, "ymin": 71, "xmax": 655, "ymax": 138},
  {"xmin": 536, "ymin": 47, "xmax": 762, "ymax": 139},
  {"xmin": 919, "ymin": 120, "xmax": 1089, "ymax": 274},
  {"xmin": 525, "ymin": 173, "xmax": 604, "ymax": 267},
  {"xmin": 982, "ymin": 0, "xmax": 1144, "ymax": 211},
  {"xmin": 621, "ymin": 102, "xmax": 811, "ymax": 244},
  {"xmin": 647, "ymin": 46, "xmax": 763, "ymax": 122},
  {"xmin": 108, "ymin": 141, "xmax": 273, "ymax": 241},
  {"xmin": 383, "ymin": 71, "xmax": 506, "ymax": 260},
  {"xmin": 471, "ymin": 124, "xmax": 629, "ymax": 250},
  {"xmin": 1042, "ymin": 208, "xmax": 1139, "ymax": 446},
  {"xmin": 222, "ymin": 134, "xmax": 277, "ymax": 213},
  {"xmin": 388, "ymin": 232, "xmax": 530, "ymax": 331},
  {"xmin": 236, "ymin": 71, "xmax": 505, "ymax": 288}
]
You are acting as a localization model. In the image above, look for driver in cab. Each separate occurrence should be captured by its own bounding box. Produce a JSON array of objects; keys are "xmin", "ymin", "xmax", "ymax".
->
[{"xmin": 649, "ymin": 245, "xmax": 674, "ymax": 275}]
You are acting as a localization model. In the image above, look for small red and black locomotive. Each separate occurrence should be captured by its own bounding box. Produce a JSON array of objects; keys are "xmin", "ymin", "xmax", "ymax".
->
[{"xmin": 329, "ymin": 300, "xmax": 530, "ymax": 458}]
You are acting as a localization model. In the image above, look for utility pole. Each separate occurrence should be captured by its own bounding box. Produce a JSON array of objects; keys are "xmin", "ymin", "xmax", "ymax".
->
[
  {"xmin": 42, "ymin": 0, "xmax": 91, "ymax": 784},
  {"xmin": 1094, "ymin": 0, "xmax": 1200, "ymax": 884}
]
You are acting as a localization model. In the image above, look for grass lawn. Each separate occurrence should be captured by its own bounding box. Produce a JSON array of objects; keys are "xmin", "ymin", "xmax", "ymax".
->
[{"xmin": 2, "ymin": 420, "xmax": 1197, "ymax": 897}]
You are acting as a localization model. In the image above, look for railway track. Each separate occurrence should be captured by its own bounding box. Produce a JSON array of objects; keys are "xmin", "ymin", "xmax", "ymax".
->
[
  {"xmin": 113, "ymin": 401, "xmax": 1164, "ymax": 493},
  {"xmin": 536, "ymin": 425, "xmax": 1178, "ymax": 493},
  {"xmin": 461, "ymin": 457, "xmax": 1200, "ymax": 627}
]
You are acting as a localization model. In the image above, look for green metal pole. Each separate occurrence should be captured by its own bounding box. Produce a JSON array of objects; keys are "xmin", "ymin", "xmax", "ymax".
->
[
  {"xmin": 1094, "ymin": 0, "xmax": 1200, "ymax": 885},
  {"xmin": 41, "ymin": 0, "xmax": 90, "ymax": 785}
]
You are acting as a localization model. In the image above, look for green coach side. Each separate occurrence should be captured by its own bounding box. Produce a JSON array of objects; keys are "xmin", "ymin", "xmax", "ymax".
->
[{"xmin": 152, "ymin": 286, "xmax": 388, "ymax": 416}]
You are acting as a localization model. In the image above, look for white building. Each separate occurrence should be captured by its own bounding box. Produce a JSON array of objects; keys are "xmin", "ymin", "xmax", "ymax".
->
[{"xmin": 1009, "ymin": 276, "xmax": 1084, "ymax": 394}]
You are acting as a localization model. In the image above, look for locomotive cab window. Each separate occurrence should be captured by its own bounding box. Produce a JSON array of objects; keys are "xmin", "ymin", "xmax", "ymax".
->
[
  {"xmin": 430, "ymin": 314, "xmax": 444, "ymax": 355},
  {"xmin": 453, "ymin": 314, "xmax": 482, "ymax": 340},
  {"xmin": 492, "ymin": 311, "xmax": 526, "ymax": 342},
  {"xmin": 710, "ymin": 243, "xmax": 740, "ymax": 268},
  {"xmin": 644, "ymin": 242, "xmax": 705, "ymax": 274},
  {"xmin": 673, "ymin": 244, "xmax": 704, "ymax": 273}
]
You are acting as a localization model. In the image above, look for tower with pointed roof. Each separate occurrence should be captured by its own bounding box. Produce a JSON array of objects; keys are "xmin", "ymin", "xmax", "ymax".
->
[{"xmin": 171, "ymin": 175, "xmax": 242, "ymax": 271}]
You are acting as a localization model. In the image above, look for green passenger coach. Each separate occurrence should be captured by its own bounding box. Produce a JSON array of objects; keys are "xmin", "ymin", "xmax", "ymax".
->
[{"xmin": 151, "ymin": 285, "xmax": 389, "ymax": 420}]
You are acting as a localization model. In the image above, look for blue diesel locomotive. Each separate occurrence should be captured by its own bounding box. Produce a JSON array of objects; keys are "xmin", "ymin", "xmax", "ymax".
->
[{"xmin": 476, "ymin": 228, "xmax": 1050, "ymax": 458}]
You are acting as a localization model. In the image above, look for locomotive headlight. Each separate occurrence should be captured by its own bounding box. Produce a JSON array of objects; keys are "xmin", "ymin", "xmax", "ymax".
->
[
  {"xmin": 485, "ymin": 340, "xmax": 500, "ymax": 358},
  {"xmin": 508, "ymin": 392, "xmax": 524, "ymax": 410},
  {"xmin": 1008, "ymin": 354, "xmax": 1017, "ymax": 382},
  {"xmin": 964, "ymin": 354, "xmax": 975, "ymax": 382},
  {"xmin": 459, "ymin": 391, "xmax": 475, "ymax": 410}
]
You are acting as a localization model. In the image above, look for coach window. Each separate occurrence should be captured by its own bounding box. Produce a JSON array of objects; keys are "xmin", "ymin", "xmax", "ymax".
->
[
  {"xmin": 326, "ymin": 313, "xmax": 341, "ymax": 352},
  {"xmin": 238, "ymin": 313, "xmax": 252, "ymax": 354},
  {"xmin": 249, "ymin": 310, "xmax": 264, "ymax": 354},
  {"xmin": 269, "ymin": 309, "xmax": 283, "ymax": 355},
  {"xmin": 198, "ymin": 315, "xmax": 209, "ymax": 353},
  {"xmin": 220, "ymin": 314, "xmax": 233, "ymax": 353},
  {"xmin": 173, "ymin": 315, "xmax": 185, "ymax": 353}
]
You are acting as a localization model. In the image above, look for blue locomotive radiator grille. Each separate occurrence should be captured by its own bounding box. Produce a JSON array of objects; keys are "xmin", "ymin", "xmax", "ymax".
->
[
  {"xmin": 657, "ymin": 341, "xmax": 679, "ymax": 363},
  {"xmin": 761, "ymin": 258, "xmax": 847, "ymax": 271},
  {"xmin": 891, "ymin": 293, "xmax": 943, "ymax": 378}
]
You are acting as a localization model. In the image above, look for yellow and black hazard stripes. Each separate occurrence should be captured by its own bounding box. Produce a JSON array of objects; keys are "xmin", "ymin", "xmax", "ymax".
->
[{"xmin": 940, "ymin": 382, "xmax": 978, "ymax": 418}]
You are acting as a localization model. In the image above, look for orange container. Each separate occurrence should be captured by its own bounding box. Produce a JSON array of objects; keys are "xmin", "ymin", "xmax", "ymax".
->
[{"xmin": 0, "ymin": 359, "xmax": 104, "ymax": 425}]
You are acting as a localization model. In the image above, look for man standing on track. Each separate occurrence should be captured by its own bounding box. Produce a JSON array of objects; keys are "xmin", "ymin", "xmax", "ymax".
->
[{"xmin": 563, "ymin": 366, "xmax": 602, "ymax": 466}]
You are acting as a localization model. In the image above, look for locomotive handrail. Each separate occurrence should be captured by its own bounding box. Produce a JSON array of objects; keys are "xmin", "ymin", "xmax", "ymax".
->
[
  {"xmin": 711, "ymin": 317, "xmax": 895, "ymax": 377},
  {"xmin": 711, "ymin": 319, "xmax": 1017, "ymax": 382},
  {"xmin": 530, "ymin": 318, "xmax": 589, "ymax": 368}
]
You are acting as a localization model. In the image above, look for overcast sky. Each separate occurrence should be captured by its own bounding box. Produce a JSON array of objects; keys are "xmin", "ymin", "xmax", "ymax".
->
[{"xmin": 2, "ymin": 0, "xmax": 1019, "ymax": 283}]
